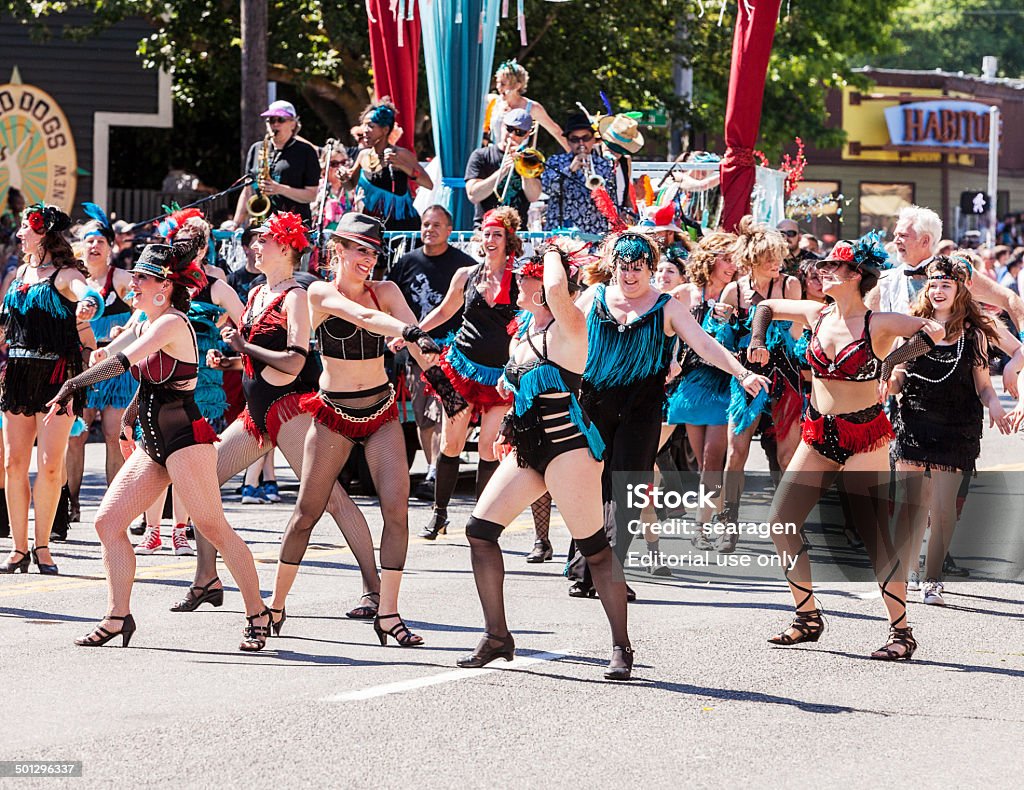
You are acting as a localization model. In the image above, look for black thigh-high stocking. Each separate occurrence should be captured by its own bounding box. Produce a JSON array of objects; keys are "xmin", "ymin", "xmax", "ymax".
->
[
  {"xmin": 577, "ymin": 529, "xmax": 628, "ymax": 646},
  {"xmin": 432, "ymin": 452, "xmax": 461, "ymax": 520},
  {"xmin": 531, "ymin": 492, "xmax": 552, "ymax": 543},
  {"xmin": 475, "ymin": 459, "xmax": 499, "ymax": 500}
]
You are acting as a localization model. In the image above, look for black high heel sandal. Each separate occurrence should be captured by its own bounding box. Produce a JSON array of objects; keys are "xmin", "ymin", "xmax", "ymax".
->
[
  {"xmin": 767, "ymin": 543, "xmax": 825, "ymax": 645},
  {"xmin": 457, "ymin": 633, "xmax": 515, "ymax": 668},
  {"xmin": 169, "ymin": 578, "xmax": 224, "ymax": 612},
  {"xmin": 418, "ymin": 513, "xmax": 448, "ymax": 540},
  {"xmin": 345, "ymin": 591, "xmax": 380, "ymax": 620},
  {"xmin": 604, "ymin": 645, "xmax": 634, "ymax": 680},
  {"xmin": 239, "ymin": 609, "xmax": 272, "ymax": 652},
  {"xmin": 870, "ymin": 562, "xmax": 916, "ymax": 660},
  {"xmin": 75, "ymin": 614, "xmax": 136, "ymax": 648},
  {"xmin": 0, "ymin": 549, "xmax": 30, "ymax": 574},
  {"xmin": 268, "ymin": 607, "xmax": 286, "ymax": 637},
  {"xmin": 871, "ymin": 624, "xmax": 918, "ymax": 661},
  {"xmin": 373, "ymin": 613, "xmax": 424, "ymax": 647},
  {"xmin": 31, "ymin": 545, "xmax": 59, "ymax": 575}
]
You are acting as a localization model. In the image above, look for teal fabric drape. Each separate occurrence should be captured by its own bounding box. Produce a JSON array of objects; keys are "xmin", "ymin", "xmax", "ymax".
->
[{"xmin": 419, "ymin": 0, "xmax": 501, "ymax": 229}]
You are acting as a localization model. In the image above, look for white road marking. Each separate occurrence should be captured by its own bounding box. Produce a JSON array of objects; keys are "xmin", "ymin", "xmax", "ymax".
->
[{"xmin": 324, "ymin": 649, "xmax": 570, "ymax": 701}]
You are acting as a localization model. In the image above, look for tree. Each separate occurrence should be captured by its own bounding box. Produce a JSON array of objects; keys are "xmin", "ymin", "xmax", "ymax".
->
[
  {"xmin": 874, "ymin": 1, "xmax": 1024, "ymax": 78},
  {"xmin": 9, "ymin": 0, "xmax": 903, "ymax": 186}
]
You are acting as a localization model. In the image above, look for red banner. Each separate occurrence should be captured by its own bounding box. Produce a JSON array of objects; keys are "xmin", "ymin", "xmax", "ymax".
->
[
  {"xmin": 719, "ymin": 1, "xmax": 782, "ymax": 231},
  {"xmin": 366, "ymin": 1, "xmax": 421, "ymax": 152}
]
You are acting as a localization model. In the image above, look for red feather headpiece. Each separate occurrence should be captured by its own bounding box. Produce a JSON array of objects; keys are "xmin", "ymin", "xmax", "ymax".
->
[{"xmin": 261, "ymin": 212, "xmax": 310, "ymax": 252}]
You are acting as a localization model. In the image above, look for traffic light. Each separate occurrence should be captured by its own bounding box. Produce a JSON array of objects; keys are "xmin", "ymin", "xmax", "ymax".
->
[{"xmin": 960, "ymin": 191, "xmax": 990, "ymax": 215}]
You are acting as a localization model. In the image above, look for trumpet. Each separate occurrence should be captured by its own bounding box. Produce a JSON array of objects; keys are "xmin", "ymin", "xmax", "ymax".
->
[
  {"xmin": 583, "ymin": 156, "xmax": 605, "ymax": 191},
  {"xmin": 247, "ymin": 133, "xmax": 273, "ymax": 225}
]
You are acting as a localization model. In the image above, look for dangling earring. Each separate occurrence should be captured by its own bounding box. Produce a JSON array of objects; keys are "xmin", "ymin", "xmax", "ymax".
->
[
  {"xmin": 531, "ymin": 292, "xmax": 545, "ymax": 307},
  {"xmin": 152, "ymin": 292, "xmax": 167, "ymax": 307}
]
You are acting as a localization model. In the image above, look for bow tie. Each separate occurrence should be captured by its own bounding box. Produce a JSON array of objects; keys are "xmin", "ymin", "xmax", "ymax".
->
[{"xmin": 904, "ymin": 267, "xmax": 928, "ymax": 278}]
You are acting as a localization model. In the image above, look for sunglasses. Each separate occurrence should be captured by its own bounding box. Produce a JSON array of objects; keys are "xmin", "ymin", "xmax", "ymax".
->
[
  {"xmin": 330, "ymin": 160, "xmax": 345, "ymax": 167},
  {"xmin": 266, "ymin": 117, "xmax": 290, "ymax": 125},
  {"xmin": 506, "ymin": 126, "xmax": 530, "ymax": 137},
  {"xmin": 567, "ymin": 134, "xmax": 594, "ymax": 144},
  {"xmin": 781, "ymin": 230, "xmax": 799, "ymax": 238},
  {"xmin": 813, "ymin": 260, "xmax": 845, "ymax": 274}
]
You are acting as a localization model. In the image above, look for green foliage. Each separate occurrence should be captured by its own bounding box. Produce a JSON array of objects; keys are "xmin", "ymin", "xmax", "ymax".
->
[
  {"xmin": 875, "ymin": 1, "xmax": 1024, "ymax": 78},
  {"xmin": 8, "ymin": 0, "xmax": 906, "ymax": 183}
]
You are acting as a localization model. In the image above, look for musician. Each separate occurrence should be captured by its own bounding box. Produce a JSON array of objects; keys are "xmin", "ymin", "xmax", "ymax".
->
[
  {"xmin": 232, "ymin": 100, "xmax": 320, "ymax": 226},
  {"xmin": 341, "ymin": 100, "xmax": 432, "ymax": 232},
  {"xmin": 541, "ymin": 113, "xmax": 614, "ymax": 235},
  {"xmin": 465, "ymin": 108, "xmax": 542, "ymax": 229},
  {"xmin": 597, "ymin": 113, "xmax": 645, "ymax": 224}
]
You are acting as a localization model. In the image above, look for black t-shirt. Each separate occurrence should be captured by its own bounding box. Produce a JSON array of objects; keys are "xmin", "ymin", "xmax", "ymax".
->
[
  {"xmin": 244, "ymin": 136, "xmax": 321, "ymax": 223},
  {"xmin": 387, "ymin": 244, "xmax": 472, "ymax": 339},
  {"xmin": 465, "ymin": 145, "xmax": 529, "ymax": 229}
]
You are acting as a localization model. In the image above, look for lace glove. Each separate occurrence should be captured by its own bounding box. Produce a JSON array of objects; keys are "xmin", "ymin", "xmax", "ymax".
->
[
  {"xmin": 880, "ymin": 330, "xmax": 936, "ymax": 381},
  {"xmin": 402, "ymin": 325, "xmax": 442, "ymax": 355},
  {"xmin": 748, "ymin": 304, "xmax": 774, "ymax": 354},
  {"xmin": 50, "ymin": 353, "xmax": 131, "ymax": 414},
  {"xmin": 423, "ymin": 365, "xmax": 469, "ymax": 418}
]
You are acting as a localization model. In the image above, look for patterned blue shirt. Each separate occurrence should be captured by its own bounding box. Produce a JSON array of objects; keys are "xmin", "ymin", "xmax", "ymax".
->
[{"xmin": 541, "ymin": 151, "xmax": 614, "ymax": 235}]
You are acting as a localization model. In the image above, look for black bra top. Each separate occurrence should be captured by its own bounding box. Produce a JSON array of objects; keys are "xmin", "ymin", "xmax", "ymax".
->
[
  {"xmin": 316, "ymin": 284, "xmax": 387, "ymax": 361},
  {"xmin": 502, "ymin": 322, "xmax": 583, "ymax": 392}
]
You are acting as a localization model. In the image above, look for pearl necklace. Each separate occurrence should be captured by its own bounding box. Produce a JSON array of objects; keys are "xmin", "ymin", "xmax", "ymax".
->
[{"xmin": 906, "ymin": 333, "xmax": 964, "ymax": 384}]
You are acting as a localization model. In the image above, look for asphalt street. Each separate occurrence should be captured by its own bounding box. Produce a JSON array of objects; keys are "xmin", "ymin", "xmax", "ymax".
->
[{"xmin": 2, "ymin": 389, "xmax": 1024, "ymax": 788}]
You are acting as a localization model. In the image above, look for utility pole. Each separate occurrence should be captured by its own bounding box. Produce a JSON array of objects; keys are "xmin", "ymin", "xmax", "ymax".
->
[
  {"xmin": 669, "ymin": 12, "xmax": 692, "ymax": 160},
  {"xmin": 240, "ymin": 0, "xmax": 268, "ymax": 168}
]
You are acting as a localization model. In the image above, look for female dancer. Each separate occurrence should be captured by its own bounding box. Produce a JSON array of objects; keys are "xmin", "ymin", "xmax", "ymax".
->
[
  {"xmin": 1, "ymin": 204, "xmax": 102, "ymax": 575},
  {"xmin": 719, "ymin": 218, "xmax": 801, "ymax": 549},
  {"xmin": 566, "ymin": 231, "xmax": 768, "ymax": 597},
  {"xmin": 269, "ymin": 213, "xmax": 440, "ymax": 646},
  {"xmin": 416, "ymin": 207, "xmax": 522, "ymax": 539},
  {"xmin": 174, "ymin": 212, "xmax": 381, "ymax": 621},
  {"xmin": 457, "ymin": 242, "xmax": 636, "ymax": 678},
  {"xmin": 46, "ymin": 237, "xmax": 271, "ymax": 650},
  {"xmin": 891, "ymin": 255, "xmax": 1012, "ymax": 606},
  {"xmin": 135, "ymin": 212, "xmax": 244, "ymax": 555},
  {"xmin": 484, "ymin": 59, "xmax": 567, "ymax": 151},
  {"xmin": 343, "ymin": 100, "xmax": 432, "ymax": 231},
  {"xmin": 667, "ymin": 232, "xmax": 738, "ymax": 542},
  {"xmin": 67, "ymin": 205, "xmax": 136, "ymax": 518},
  {"xmin": 747, "ymin": 235, "xmax": 944, "ymax": 660}
]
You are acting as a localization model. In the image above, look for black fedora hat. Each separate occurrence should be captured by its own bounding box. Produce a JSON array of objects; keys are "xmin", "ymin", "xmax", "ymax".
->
[
  {"xmin": 563, "ymin": 112, "xmax": 594, "ymax": 136},
  {"xmin": 329, "ymin": 212, "xmax": 385, "ymax": 254}
]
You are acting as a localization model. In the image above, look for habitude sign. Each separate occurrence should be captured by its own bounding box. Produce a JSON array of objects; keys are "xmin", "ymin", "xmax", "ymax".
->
[
  {"xmin": 883, "ymin": 100, "xmax": 993, "ymax": 151},
  {"xmin": 0, "ymin": 70, "xmax": 78, "ymax": 214}
]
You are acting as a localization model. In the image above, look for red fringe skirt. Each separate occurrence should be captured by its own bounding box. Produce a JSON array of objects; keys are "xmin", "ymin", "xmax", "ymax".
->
[
  {"xmin": 239, "ymin": 392, "xmax": 307, "ymax": 447},
  {"xmin": 802, "ymin": 403, "xmax": 894, "ymax": 464},
  {"xmin": 430, "ymin": 350, "xmax": 511, "ymax": 415},
  {"xmin": 299, "ymin": 386, "xmax": 398, "ymax": 441}
]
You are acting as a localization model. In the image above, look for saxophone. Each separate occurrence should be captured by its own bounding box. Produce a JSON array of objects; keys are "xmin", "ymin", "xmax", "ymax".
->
[{"xmin": 247, "ymin": 133, "xmax": 273, "ymax": 225}]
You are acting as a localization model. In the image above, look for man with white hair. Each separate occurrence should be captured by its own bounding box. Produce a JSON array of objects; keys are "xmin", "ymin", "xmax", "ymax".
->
[{"xmin": 868, "ymin": 205, "xmax": 1024, "ymax": 330}]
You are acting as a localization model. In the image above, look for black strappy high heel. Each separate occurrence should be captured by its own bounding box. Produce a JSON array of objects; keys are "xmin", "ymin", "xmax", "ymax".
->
[
  {"xmin": 31, "ymin": 545, "xmax": 59, "ymax": 575},
  {"xmin": 0, "ymin": 549, "xmax": 30, "ymax": 574},
  {"xmin": 767, "ymin": 543, "xmax": 825, "ymax": 646},
  {"xmin": 871, "ymin": 561, "xmax": 916, "ymax": 660},
  {"xmin": 169, "ymin": 578, "xmax": 224, "ymax": 612},
  {"xmin": 457, "ymin": 632, "xmax": 515, "ymax": 668},
  {"xmin": 268, "ymin": 607, "xmax": 287, "ymax": 637},
  {"xmin": 345, "ymin": 591, "xmax": 380, "ymax": 620},
  {"xmin": 75, "ymin": 614, "xmax": 136, "ymax": 648},
  {"xmin": 373, "ymin": 613, "xmax": 424, "ymax": 647},
  {"xmin": 239, "ymin": 609, "xmax": 272, "ymax": 652}
]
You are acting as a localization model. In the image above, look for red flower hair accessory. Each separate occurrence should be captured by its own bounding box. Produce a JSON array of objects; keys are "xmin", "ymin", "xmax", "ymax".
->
[
  {"xmin": 166, "ymin": 259, "xmax": 209, "ymax": 294},
  {"xmin": 27, "ymin": 210, "xmax": 45, "ymax": 233},
  {"xmin": 260, "ymin": 212, "xmax": 310, "ymax": 252}
]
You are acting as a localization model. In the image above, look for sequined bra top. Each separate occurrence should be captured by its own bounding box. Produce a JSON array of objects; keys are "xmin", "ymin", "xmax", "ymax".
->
[
  {"xmin": 806, "ymin": 307, "xmax": 882, "ymax": 382},
  {"xmin": 315, "ymin": 285, "xmax": 386, "ymax": 361}
]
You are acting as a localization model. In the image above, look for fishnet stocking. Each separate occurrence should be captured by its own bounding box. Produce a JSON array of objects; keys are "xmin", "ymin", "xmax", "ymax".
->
[{"xmin": 531, "ymin": 492, "xmax": 552, "ymax": 543}]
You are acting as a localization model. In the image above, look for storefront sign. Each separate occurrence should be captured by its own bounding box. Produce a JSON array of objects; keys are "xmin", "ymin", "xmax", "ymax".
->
[
  {"xmin": 0, "ymin": 80, "xmax": 77, "ymax": 213},
  {"xmin": 883, "ymin": 100, "xmax": 991, "ymax": 150}
]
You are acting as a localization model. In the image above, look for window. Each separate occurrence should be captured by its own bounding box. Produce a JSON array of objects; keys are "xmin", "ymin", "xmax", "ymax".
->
[
  {"xmin": 859, "ymin": 182, "xmax": 915, "ymax": 237},
  {"xmin": 789, "ymin": 180, "xmax": 842, "ymax": 242}
]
